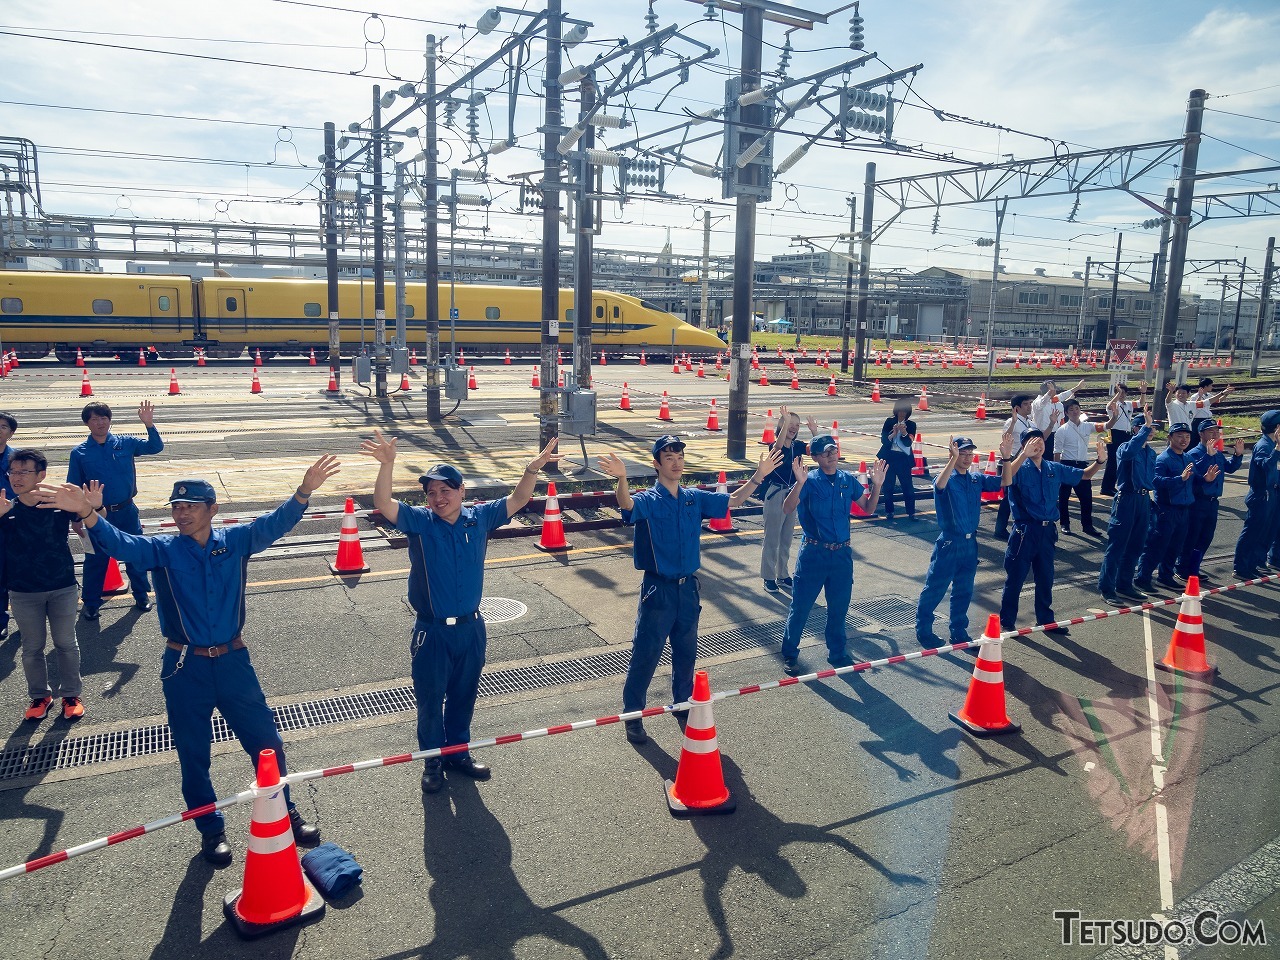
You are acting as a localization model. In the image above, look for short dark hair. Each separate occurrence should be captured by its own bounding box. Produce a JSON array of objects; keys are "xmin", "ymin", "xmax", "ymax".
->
[
  {"xmin": 0, "ymin": 412, "xmax": 16, "ymax": 431},
  {"xmin": 1198, "ymin": 377, "xmax": 1213, "ymax": 388},
  {"xmin": 81, "ymin": 402, "xmax": 112, "ymax": 423},
  {"xmin": 1064, "ymin": 398, "xmax": 1081, "ymax": 411},
  {"xmin": 1010, "ymin": 395, "xmax": 1031, "ymax": 408},
  {"xmin": 1174, "ymin": 382, "xmax": 1190, "ymax": 392},
  {"xmin": 9, "ymin": 448, "xmax": 47, "ymax": 472}
]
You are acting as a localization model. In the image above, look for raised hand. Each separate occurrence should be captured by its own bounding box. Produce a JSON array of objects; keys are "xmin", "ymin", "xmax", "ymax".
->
[
  {"xmin": 1205, "ymin": 463, "xmax": 1221, "ymax": 482},
  {"xmin": 300, "ymin": 454, "xmax": 341, "ymax": 497},
  {"xmin": 34, "ymin": 481, "xmax": 92, "ymax": 515},
  {"xmin": 596, "ymin": 452, "xmax": 627, "ymax": 480},
  {"xmin": 1234, "ymin": 437, "xmax": 1245, "ymax": 456},
  {"xmin": 869, "ymin": 459, "xmax": 888, "ymax": 485},
  {"xmin": 792, "ymin": 454, "xmax": 807, "ymax": 483},
  {"xmin": 948, "ymin": 436, "xmax": 960, "ymax": 459},
  {"xmin": 1181, "ymin": 462, "xmax": 1195, "ymax": 481},
  {"xmin": 756, "ymin": 447, "xmax": 784, "ymax": 480},
  {"xmin": 999, "ymin": 431, "xmax": 1015, "ymax": 460},
  {"xmin": 359, "ymin": 428, "xmax": 398, "ymax": 464},
  {"xmin": 84, "ymin": 479, "xmax": 104, "ymax": 511},
  {"xmin": 0, "ymin": 490, "xmax": 11, "ymax": 519},
  {"xmin": 528, "ymin": 437, "xmax": 561, "ymax": 472},
  {"xmin": 138, "ymin": 400, "xmax": 156, "ymax": 427},
  {"xmin": 1095, "ymin": 439, "xmax": 1108, "ymax": 461}
]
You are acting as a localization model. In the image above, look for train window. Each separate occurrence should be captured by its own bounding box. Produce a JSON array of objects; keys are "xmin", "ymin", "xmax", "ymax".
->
[
  {"xmin": 303, "ymin": 302, "xmax": 322, "ymax": 317},
  {"xmin": 595, "ymin": 305, "xmax": 604, "ymax": 319},
  {"xmin": 225, "ymin": 296, "xmax": 238, "ymax": 312},
  {"xmin": 0, "ymin": 298, "xmax": 20, "ymax": 314},
  {"xmin": 565, "ymin": 309, "xmax": 575, "ymax": 322},
  {"xmin": 157, "ymin": 296, "xmax": 171, "ymax": 311},
  {"xmin": 404, "ymin": 305, "xmax": 414, "ymax": 318},
  {"xmin": 92, "ymin": 299, "xmax": 113, "ymax": 315},
  {"xmin": 485, "ymin": 307, "xmax": 500, "ymax": 320},
  {"xmin": 613, "ymin": 306, "xmax": 620, "ymax": 319}
]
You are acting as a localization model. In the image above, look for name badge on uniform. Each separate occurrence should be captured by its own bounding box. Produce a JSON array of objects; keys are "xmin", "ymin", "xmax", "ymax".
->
[{"xmin": 211, "ymin": 546, "xmax": 228, "ymax": 556}]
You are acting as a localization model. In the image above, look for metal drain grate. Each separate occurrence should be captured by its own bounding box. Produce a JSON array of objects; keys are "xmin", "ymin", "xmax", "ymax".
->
[
  {"xmin": 479, "ymin": 597, "xmax": 528, "ymax": 624},
  {"xmin": 0, "ymin": 596, "xmax": 912, "ymax": 783}
]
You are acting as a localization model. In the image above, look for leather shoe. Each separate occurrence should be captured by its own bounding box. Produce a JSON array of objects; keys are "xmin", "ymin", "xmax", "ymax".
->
[
  {"xmin": 782, "ymin": 656, "xmax": 800, "ymax": 675},
  {"xmin": 827, "ymin": 653, "xmax": 854, "ymax": 668},
  {"xmin": 289, "ymin": 808, "xmax": 320, "ymax": 847},
  {"xmin": 421, "ymin": 760, "xmax": 444, "ymax": 793},
  {"xmin": 1117, "ymin": 586, "xmax": 1147, "ymax": 601},
  {"xmin": 624, "ymin": 719, "xmax": 647, "ymax": 745},
  {"xmin": 1101, "ymin": 593, "xmax": 1124, "ymax": 607},
  {"xmin": 1155, "ymin": 577, "xmax": 1182, "ymax": 590},
  {"xmin": 80, "ymin": 606, "xmax": 99, "ymax": 621},
  {"xmin": 443, "ymin": 755, "xmax": 491, "ymax": 781},
  {"xmin": 134, "ymin": 598, "xmax": 154, "ymax": 612},
  {"xmin": 1044, "ymin": 626, "xmax": 1071, "ymax": 637},
  {"xmin": 201, "ymin": 831, "xmax": 233, "ymax": 868},
  {"xmin": 1134, "ymin": 580, "xmax": 1155, "ymax": 593}
]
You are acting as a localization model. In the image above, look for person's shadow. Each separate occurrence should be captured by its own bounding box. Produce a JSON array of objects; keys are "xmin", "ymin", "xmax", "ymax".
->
[{"xmin": 416, "ymin": 778, "xmax": 608, "ymax": 959}]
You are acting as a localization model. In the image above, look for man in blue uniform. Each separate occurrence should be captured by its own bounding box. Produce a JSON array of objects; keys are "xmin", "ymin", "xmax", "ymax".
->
[
  {"xmin": 1000, "ymin": 430, "xmax": 1106, "ymax": 634},
  {"xmin": 599, "ymin": 436, "xmax": 781, "ymax": 744},
  {"xmin": 916, "ymin": 434, "xmax": 1012, "ymax": 647},
  {"xmin": 779, "ymin": 438, "xmax": 885, "ymax": 674},
  {"xmin": 67, "ymin": 400, "xmax": 164, "ymax": 619},
  {"xmin": 40, "ymin": 455, "xmax": 341, "ymax": 867},
  {"xmin": 1098, "ymin": 412, "xmax": 1158, "ymax": 606},
  {"xmin": 993, "ymin": 395, "xmax": 1034, "ymax": 539},
  {"xmin": 362, "ymin": 428, "xmax": 560, "ymax": 792},
  {"xmin": 1135, "ymin": 424, "xmax": 1197, "ymax": 592},
  {"xmin": 0, "ymin": 412, "xmax": 17, "ymax": 639},
  {"xmin": 1234, "ymin": 410, "xmax": 1280, "ymax": 578},
  {"xmin": 1179, "ymin": 421, "xmax": 1243, "ymax": 581}
]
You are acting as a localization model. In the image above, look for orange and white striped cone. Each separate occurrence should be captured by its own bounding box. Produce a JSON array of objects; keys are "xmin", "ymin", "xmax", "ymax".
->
[
  {"xmin": 1215, "ymin": 419, "xmax": 1224, "ymax": 453},
  {"xmin": 196, "ymin": 348, "xmax": 206, "ymax": 367},
  {"xmin": 79, "ymin": 370, "xmax": 94, "ymax": 397},
  {"xmin": 705, "ymin": 399, "xmax": 721, "ymax": 431},
  {"xmin": 459, "ymin": 348, "xmax": 467, "ymax": 366},
  {"xmin": 639, "ymin": 350, "xmax": 647, "ymax": 367},
  {"xmin": 138, "ymin": 348, "xmax": 147, "ymax": 367},
  {"xmin": 326, "ymin": 370, "xmax": 339, "ymax": 393},
  {"xmin": 309, "ymin": 347, "xmax": 317, "ymax": 366},
  {"xmin": 760, "ymin": 411, "xmax": 776, "ymax": 445},
  {"xmin": 911, "ymin": 433, "xmax": 925, "ymax": 477},
  {"xmin": 759, "ymin": 370, "xmax": 770, "ymax": 387},
  {"xmin": 619, "ymin": 382, "xmax": 632, "ymax": 411},
  {"xmin": 751, "ymin": 352, "xmax": 760, "ymax": 371},
  {"xmin": 917, "ymin": 386, "xmax": 930, "ymax": 411},
  {"xmin": 697, "ymin": 362, "xmax": 705, "ymax": 378},
  {"xmin": 250, "ymin": 368, "xmax": 262, "ymax": 394},
  {"xmin": 672, "ymin": 359, "xmax": 682, "ymax": 375},
  {"xmin": 101, "ymin": 557, "xmax": 129, "ymax": 596},
  {"xmin": 715, "ymin": 353, "xmax": 723, "ymax": 371},
  {"xmin": 534, "ymin": 482, "xmax": 571, "ymax": 552},
  {"xmin": 974, "ymin": 394, "xmax": 987, "ymax": 421},
  {"xmin": 704, "ymin": 471, "xmax": 736, "ymax": 532},
  {"xmin": 223, "ymin": 749, "xmax": 325, "ymax": 939},
  {"xmin": 949, "ymin": 615, "xmax": 1021, "ymax": 736},
  {"xmin": 789, "ymin": 372, "xmax": 800, "ymax": 391},
  {"xmin": 831, "ymin": 421, "xmax": 841, "ymax": 460},
  {"xmin": 1157, "ymin": 576, "xmax": 1215, "ymax": 677},
  {"xmin": 870, "ymin": 379, "xmax": 881, "ymax": 403},
  {"xmin": 503, "ymin": 348, "xmax": 510, "ymax": 365},
  {"xmin": 168, "ymin": 369, "xmax": 181, "ymax": 396},
  {"xmin": 254, "ymin": 348, "xmax": 263, "ymax": 366},
  {"xmin": 600, "ymin": 349, "xmax": 607, "ymax": 366},
  {"xmin": 850, "ymin": 462, "xmax": 870, "ymax": 517},
  {"xmin": 400, "ymin": 372, "xmax": 411, "ymax": 391},
  {"xmin": 531, "ymin": 366, "xmax": 540, "ymax": 389},
  {"xmin": 827, "ymin": 375, "xmax": 837, "ymax": 397},
  {"xmin": 657, "ymin": 392, "xmax": 674, "ymax": 422},
  {"xmin": 665, "ymin": 670, "xmax": 736, "ymax": 816},
  {"xmin": 980, "ymin": 451, "xmax": 1003, "ymax": 502},
  {"xmin": 75, "ymin": 347, "xmax": 85, "ymax": 367},
  {"xmin": 468, "ymin": 366, "xmax": 478, "ymax": 390},
  {"xmin": 874, "ymin": 352, "xmax": 882, "ymax": 367},
  {"xmin": 329, "ymin": 498, "xmax": 370, "ymax": 574}
]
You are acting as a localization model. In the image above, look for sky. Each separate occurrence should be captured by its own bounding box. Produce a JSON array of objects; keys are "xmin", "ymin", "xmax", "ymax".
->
[{"xmin": 2, "ymin": 0, "xmax": 1278, "ymax": 298}]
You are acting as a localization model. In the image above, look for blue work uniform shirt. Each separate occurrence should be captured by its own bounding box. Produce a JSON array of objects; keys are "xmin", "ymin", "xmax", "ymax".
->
[
  {"xmin": 1154, "ymin": 448, "xmax": 1196, "ymax": 506},
  {"xmin": 1247, "ymin": 434, "xmax": 1280, "ymax": 494},
  {"xmin": 625, "ymin": 484, "xmax": 728, "ymax": 578},
  {"xmin": 0, "ymin": 445, "xmax": 13, "ymax": 499},
  {"xmin": 797, "ymin": 468, "xmax": 864, "ymax": 543},
  {"xmin": 1187, "ymin": 443, "xmax": 1241, "ymax": 499},
  {"xmin": 1115, "ymin": 425, "xmax": 1156, "ymax": 491},
  {"xmin": 934, "ymin": 467, "xmax": 1003, "ymax": 536},
  {"xmin": 86, "ymin": 494, "xmax": 306, "ymax": 647},
  {"xmin": 1008, "ymin": 459, "xmax": 1084, "ymax": 524},
  {"xmin": 67, "ymin": 427, "xmax": 164, "ymax": 505},
  {"xmin": 395, "ymin": 499, "xmax": 509, "ymax": 619}
]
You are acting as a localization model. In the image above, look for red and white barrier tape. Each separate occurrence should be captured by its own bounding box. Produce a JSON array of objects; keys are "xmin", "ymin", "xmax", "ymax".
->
[{"xmin": 2, "ymin": 572, "xmax": 1276, "ymax": 882}]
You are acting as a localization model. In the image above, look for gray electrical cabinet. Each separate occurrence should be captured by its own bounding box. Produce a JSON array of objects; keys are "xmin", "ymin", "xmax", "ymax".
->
[
  {"xmin": 560, "ymin": 389, "xmax": 597, "ymax": 436},
  {"xmin": 391, "ymin": 348, "xmax": 409, "ymax": 375},
  {"xmin": 444, "ymin": 365, "xmax": 469, "ymax": 401},
  {"xmin": 352, "ymin": 354, "xmax": 372, "ymax": 385}
]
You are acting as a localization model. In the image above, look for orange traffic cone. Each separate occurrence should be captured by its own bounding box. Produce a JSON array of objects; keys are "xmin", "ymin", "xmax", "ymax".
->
[
  {"xmin": 101, "ymin": 557, "xmax": 129, "ymax": 595},
  {"xmin": 975, "ymin": 394, "xmax": 987, "ymax": 421},
  {"xmin": 672, "ymin": 359, "xmax": 681, "ymax": 375},
  {"xmin": 79, "ymin": 370, "xmax": 93, "ymax": 397},
  {"xmin": 706, "ymin": 399, "xmax": 721, "ymax": 431},
  {"xmin": 704, "ymin": 471, "xmax": 736, "ymax": 532},
  {"xmin": 715, "ymin": 353, "xmax": 723, "ymax": 371},
  {"xmin": 759, "ymin": 370, "xmax": 770, "ymax": 387},
  {"xmin": 326, "ymin": 370, "xmax": 339, "ymax": 392},
  {"xmin": 329, "ymin": 498, "xmax": 370, "ymax": 574},
  {"xmin": 400, "ymin": 372, "xmax": 411, "ymax": 391},
  {"xmin": 1157, "ymin": 576, "xmax": 1215, "ymax": 677},
  {"xmin": 503, "ymin": 348, "xmax": 510, "ymax": 365},
  {"xmin": 619, "ymin": 382, "xmax": 632, "ymax": 411},
  {"xmin": 600, "ymin": 348, "xmax": 607, "ymax": 366},
  {"xmin": 223, "ymin": 749, "xmax": 325, "ymax": 938},
  {"xmin": 254, "ymin": 348, "xmax": 263, "ymax": 366},
  {"xmin": 684, "ymin": 355, "xmax": 693, "ymax": 371},
  {"xmin": 639, "ymin": 350, "xmax": 647, "ymax": 366},
  {"xmin": 1215, "ymin": 419, "xmax": 1224, "ymax": 453},
  {"xmin": 75, "ymin": 347, "xmax": 85, "ymax": 367},
  {"xmin": 789, "ymin": 372, "xmax": 800, "ymax": 391},
  {"xmin": 911, "ymin": 434, "xmax": 925, "ymax": 477},
  {"xmin": 168, "ymin": 368, "xmax": 181, "ymax": 396},
  {"xmin": 827, "ymin": 375, "xmax": 837, "ymax": 397},
  {"xmin": 468, "ymin": 366, "xmax": 478, "ymax": 390},
  {"xmin": 531, "ymin": 366, "xmax": 540, "ymax": 389},
  {"xmin": 949, "ymin": 614, "xmax": 1021, "ymax": 736},
  {"xmin": 138, "ymin": 347, "xmax": 147, "ymax": 367},
  {"xmin": 850, "ymin": 462, "xmax": 869, "ymax": 517},
  {"xmin": 309, "ymin": 347, "xmax": 317, "ymax": 366},
  {"xmin": 917, "ymin": 386, "xmax": 929, "ymax": 411},
  {"xmin": 697, "ymin": 362, "xmax": 705, "ymax": 378},
  {"xmin": 751, "ymin": 352, "xmax": 760, "ymax": 371},
  {"xmin": 657, "ymin": 391, "xmax": 674, "ymax": 421},
  {"xmin": 534, "ymin": 482, "xmax": 571, "ymax": 552},
  {"xmin": 831, "ymin": 421, "xmax": 841, "ymax": 459},
  {"xmin": 981, "ymin": 451, "xmax": 1003, "ymax": 502},
  {"xmin": 870, "ymin": 379, "xmax": 881, "ymax": 403},
  {"xmin": 665, "ymin": 670, "xmax": 735, "ymax": 816},
  {"xmin": 250, "ymin": 368, "xmax": 262, "ymax": 394},
  {"xmin": 196, "ymin": 348, "xmax": 206, "ymax": 367},
  {"xmin": 459, "ymin": 348, "xmax": 467, "ymax": 366},
  {"xmin": 760, "ymin": 411, "xmax": 776, "ymax": 445}
]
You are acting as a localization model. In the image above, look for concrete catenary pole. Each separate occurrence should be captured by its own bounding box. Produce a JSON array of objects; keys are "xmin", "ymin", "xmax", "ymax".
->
[
  {"xmin": 322, "ymin": 122, "xmax": 340, "ymax": 387},
  {"xmin": 1249, "ymin": 237, "xmax": 1275, "ymax": 377},
  {"xmin": 539, "ymin": 0, "xmax": 563, "ymax": 457},
  {"xmin": 424, "ymin": 35, "xmax": 441, "ymax": 420},
  {"xmin": 854, "ymin": 165, "xmax": 876, "ymax": 382}
]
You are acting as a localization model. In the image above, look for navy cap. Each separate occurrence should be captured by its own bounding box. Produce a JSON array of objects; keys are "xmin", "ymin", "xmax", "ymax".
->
[
  {"xmin": 419, "ymin": 463, "xmax": 464, "ymax": 489},
  {"xmin": 952, "ymin": 436, "xmax": 977, "ymax": 451},
  {"xmin": 809, "ymin": 435, "xmax": 838, "ymax": 455},
  {"xmin": 1261, "ymin": 410, "xmax": 1280, "ymax": 433},
  {"xmin": 1132, "ymin": 413, "xmax": 1147, "ymax": 430},
  {"xmin": 1168, "ymin": 423, "xmax": 1192, "ymax": 436},
  {"xmin": 1197, "ymin": 420, "xmax": 1220, "ymax": 433},
  {"xmin": 651, "ymin": 435, "xmax": 686, "ymax": 458},
  {"xmin": 1021, "ymin": 428, "xmax": 1045, "ymax": 446},
  {"xmin": 168, "ymin": 479, "xmax": 217, "ymax": 504}
]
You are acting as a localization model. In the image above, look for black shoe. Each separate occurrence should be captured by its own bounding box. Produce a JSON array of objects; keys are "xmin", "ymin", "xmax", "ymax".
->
[
  {"xmin": 1235, "ymin": 569, "xmax": 1261, "ymax": 581},
  {"xmin": 1081, "ymin": 527, "xmax": 1101, "ymax": 537},
  {"xmin": 134, "ymin": 598, "xmax": 154, "ymax": 612},
  {"xmin": 1045, "ymin": 626, "xmax": 1071, "ymax": 637},
  {"xmin": 763, "ymin": 579, "xmax": 779, "ymax": 593},
  {"xmin": 1134, "ymin": 580, "xmax": 1155, "ymax": 592},
  {"xmin": 1101, "ymin": 593, "xmax": 1124, "ymax": 607},
  {"xmin": 1060, "ymin": 524, "xmax": 1071, "ymax": 535},
  {"xmin": 624, "ymin": 719, "xmax": 647, "ymax": 745},
  {"xmin": 1117, "ymin": 586, "xmax": 1147, "ymax": 601},
  {"xmin": 81, "ymin": 606, "xmax": 99, "ymax": 621},
  {"xmin": 201, "ymin": 831, "xmax": 233, "ymax": 868},
  {"xmin": 443, "ymin": 755, "xmax": 491, "ymax": 781},
  {"xmin": 777, "ymin": 577, "xmax": 793, "ymax": 589},
  {"xmin": 782, "ymin": 656, "xmax": 800, "ymax": 675},
  {"xmin": 288, "ymin": 808, "xmax": 321, "ymax": 846},
  {"xmin": 827, "ymin": 653, "xmax": 854, "ymax": 668},
  {"xmin": 421, "ymin": 760, "xmax": 444, "ymax": 793},
  {"xmin": 1155, "ymin": 577, "xmax": 1181, "ymax": 590}
]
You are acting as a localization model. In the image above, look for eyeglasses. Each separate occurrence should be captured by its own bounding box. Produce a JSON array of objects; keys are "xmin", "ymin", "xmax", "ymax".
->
[{"xmin": 6, "ymin": 469, "xmax": 38, "ymax": 477}]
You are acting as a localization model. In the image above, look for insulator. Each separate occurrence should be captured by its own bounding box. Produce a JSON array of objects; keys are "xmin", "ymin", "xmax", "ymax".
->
[
  {"xmin": 557, "ymin": 127, "xmax": 585, "ymax": 155},
  {"xmin": 775, "ymin": 143, "xmax": 809, "ymax": 176},
  {"xmin": 584, "ymin": 149, "xmax": 622, "ymax": 167},
  {"xmin": 688, "ymin": 162, "xmax": 719, "ymax": 178},
  {"xmin": 738, "ymin": 87, "xmax": 772, "ymax": 107},
  {"xmin": 488, "ymin": 139, "xmax": 513, "ymax": 155},
  {"xmin": 592, "ymin": 114, "xmax": 627, "ymax": 129},
  {"xmin": 476, "ymin": 8, "xmax": 501, "ymax": 35},
  {"xmin": 735, "ymin": 137, "xmax": 768, "ymax": 168},
  {"xmin": 690, "ymin": 107, "xmax": 721, "ymax": 126}
]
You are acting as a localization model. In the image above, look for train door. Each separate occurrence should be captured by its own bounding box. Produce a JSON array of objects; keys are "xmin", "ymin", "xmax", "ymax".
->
[
  {"xmin": 611, "ymin": 302, "xmax": 624, "ymax": 339},
  {"xmin": 148, "ymin": 286, "xmax": 181, "ymax": 333},
  {"xmin": 216, "ymin": 287, "xmax": 247, "ymax": 332},
  {"xmin": 593, "ymin": 297, "xmax": 608, "ymax": 339}
]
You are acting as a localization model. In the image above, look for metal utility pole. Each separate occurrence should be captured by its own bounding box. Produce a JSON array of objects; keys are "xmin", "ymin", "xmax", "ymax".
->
[
  {"xmin": 854, "ymin": 165, "xmax": 875, "ymax": 382},
  {"xmin": 322, "ymin": 122, "xmax": 340, "ymax": 387},
  {"xmin": 371, "ymin": 85, "xmax": 388, "ymax": 398},
  {"xmin": 1144, "ymin": 187, "xmax": 1175, "ymax": 377},
  {"xmin": 1099, "ymin": 232, "xmax": 1122, "ymax": 367},
  {"xmin": 539, "ymin": 0, "xmax": 563, "ymax": 456},
  {"xmin": 840, "ymin": 195, "xmax": 855, "ymax": 374},
  {"xmin": 700, "ymin": 210, "xmax": 712, "ymax": 330},
  {"xmin": 1153, "ymin": 89, "xmax": 1205, "ymax": 420},
  {"xmin": 726, "ymin": 1, "xmax": 764, "ymax": 460},
  {"xmin": 424, "ymin": 35, "xmax": 441, "ymax": 420},
  {"xmin": 573, "ymin": 73, "xmax": 595, "ymax": 390},
  {"xmin": 1074, "ymin": 257, "xmax": 1091, "ymax": 347},
  {"xmin": 1228, "ymin": 259, "xmax": 1247, "ymax": 364},
  {"xmin": 393, "ymin": 163, "xmax": 407, "ymax": 357},
  {"xmin": 1249, "ymin": 237, "xmax": 1275, "ymax": 377},
  {"xmin": 983, "ymin": 198, "xmax": 1007, "ymax": 395},
  {"xmin": 1212, "ymin": 278, "xmax": 1229, "ymax": 355}
]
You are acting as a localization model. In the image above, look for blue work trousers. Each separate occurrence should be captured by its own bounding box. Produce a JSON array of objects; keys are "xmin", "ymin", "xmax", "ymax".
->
[
  {"xmin": 915, "ymin": 534, "xmax": 978, "ymax": 643},
  {"xmin": 160, "ymin": 645, "xmax": 294, "ymax": 837},
  {"xmin": 782, "ymin": 544, "xmax": 853, "ymax": 660},
  {"xmin": 880, "ymin": 456, "xmax": 916, "ymax": 518},
  {"xmin": 1179, "ymin": 499, "xmax": 1220, "ymax": 578},
  {"xmin": 82, "ymin": 502, "xmax": 151, "ymax": 608},
  {"xmin": 1235, "ymin": 490, "xmax": 1279, "ymax": 573},
  {"xmin": 623, "ymin": 575, "xmax": 700, "ymax": 712},
  {"xmin": 1268, "ymin": 496, "xmax": 1280, "ymax": 567},
  {"xmin": 999, "ymin": 522, "xmax": 1058, "ymax": 630},
  {"xmin": 1137, "ymin": 504, "xmax": 1189, "ymax": 584},
  {"xmin": 1098, "ymin": 491, "xmax": 1151, "ymax": 595},
  {"xmin": 410, "ymin": 616, "xmax": 487, "ymax": 758}
]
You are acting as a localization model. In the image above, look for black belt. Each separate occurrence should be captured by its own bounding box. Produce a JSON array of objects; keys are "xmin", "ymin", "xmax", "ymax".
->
[
  {"xmin": 166, "ymin": 636, "xmax": 245, "ymax": 658},
  {"xmin": 1018, "ymin": 520, "xmax": 1057, "ymax": 528},
  {"xmin": 1061, "ymin": 459, "xmax": 1088, "ymax": 467},
  {"xmin": 426, "ymin": 611, "xmax": 479, "ymax": 626},
  {"xmin": 106, "ymin": 499, "xmax": 134, "ymax": 513},
  {"xmin": 1202, "ymin": 496, "xmax": 1220, "ymax": 502},
  {"xmin": 803, "ymin": 537, "xmax": 850, "ymax": 549},
  {"xmin": 643, "ymin": 572, "xmax": 692, "ymax": 585}
]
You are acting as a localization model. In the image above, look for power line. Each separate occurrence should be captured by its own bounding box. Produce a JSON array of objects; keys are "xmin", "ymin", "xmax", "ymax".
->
[{"xmin": 0, "ymin": 98, "xmax": 324, "ymax": 131}]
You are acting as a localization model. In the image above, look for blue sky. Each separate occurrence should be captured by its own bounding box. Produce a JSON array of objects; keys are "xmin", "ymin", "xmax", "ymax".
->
[{"xmin": 2, "ymin": 0, "xmax": 1277, "ymax": 296}]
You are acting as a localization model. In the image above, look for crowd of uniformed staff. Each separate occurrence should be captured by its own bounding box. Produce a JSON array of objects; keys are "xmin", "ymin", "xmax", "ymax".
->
[{"xmin": 0, "ymin": 377, "xmax": 1277, "ymax": 867}]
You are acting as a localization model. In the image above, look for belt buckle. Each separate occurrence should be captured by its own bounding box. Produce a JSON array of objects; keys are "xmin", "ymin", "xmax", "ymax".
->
[
  {"xmin": 208, "ymin": 643, "xmax": 221, "ymax": 658},
  {"xmin": 445, "ymin": 616, "xmax": 459, "ymax": 626}
]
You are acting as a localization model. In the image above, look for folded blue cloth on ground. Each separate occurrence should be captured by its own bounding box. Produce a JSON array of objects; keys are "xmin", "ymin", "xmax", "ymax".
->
[{"xmin": 301, "ymin": 842, "xmax": 363, "ymax": 899}]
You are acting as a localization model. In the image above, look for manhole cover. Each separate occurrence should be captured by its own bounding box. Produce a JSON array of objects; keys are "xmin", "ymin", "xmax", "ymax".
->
[{"xmin": 479, "ymin": 597, "xmax": 528, "ymax": 624}]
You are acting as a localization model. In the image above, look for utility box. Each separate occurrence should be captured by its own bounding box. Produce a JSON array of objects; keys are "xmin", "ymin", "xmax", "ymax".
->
[
  {"xmin": 560, "ymin": 389, "xmax": 597, "ymax": 436},
  {"xmin": 444, "ymin": 365, "xmax": 469, "ymax": 401},
  {"xmin": 391, "ymin": 347, "xmax": 409, "ymax": 375},
  {"xmin": 352, "ymin": 354, "xmax": 372, "ymax": 385}
]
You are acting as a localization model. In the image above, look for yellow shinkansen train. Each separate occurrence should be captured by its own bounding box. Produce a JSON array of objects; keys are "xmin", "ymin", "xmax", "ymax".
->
[{"xmin": 0, "ymin": 271, "xmax": 725, "ymax": 361}]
